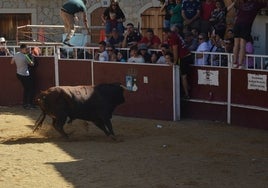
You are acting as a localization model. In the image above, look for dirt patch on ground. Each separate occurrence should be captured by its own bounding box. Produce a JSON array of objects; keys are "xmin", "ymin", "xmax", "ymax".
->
[{"xmin": 0, "ymin": 106, "xmax": 268, "ymax": 188}]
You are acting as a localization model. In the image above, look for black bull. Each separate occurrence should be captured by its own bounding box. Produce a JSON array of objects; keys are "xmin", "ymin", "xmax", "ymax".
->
[{"xmin": 33, "ymin": 83, "xmax": 126, "ymax": 139}]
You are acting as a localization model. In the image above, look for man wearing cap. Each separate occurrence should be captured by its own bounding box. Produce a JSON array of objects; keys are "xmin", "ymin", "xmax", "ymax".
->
[
  {"xmin": 10, "ymin": 44, "xmax": 35, "ymax": 109},
  {"xmin": 60, "ymin": 0, "xmax": 90, "ymax": 46},
  {"xmin": 0, "ymin": 37, "xmax": 10, "ymax": 56}
]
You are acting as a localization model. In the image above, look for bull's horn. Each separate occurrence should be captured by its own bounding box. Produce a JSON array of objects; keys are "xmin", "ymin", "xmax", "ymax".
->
[{"xmin": 120, "ymin": 84, "xmax": 129, "ymax": 90}]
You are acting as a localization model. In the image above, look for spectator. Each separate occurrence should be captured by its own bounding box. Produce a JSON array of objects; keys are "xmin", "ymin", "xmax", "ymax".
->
[
  {"xmin": 200, "ymin": 0, "xmax": 216, "ymax": 34},
  {"xmin": 0, "ymin": 37, "xmax": 10, "ymax": 56},
  {"xmin": 77, "ymin": 42, "xmax": 94, "ymax": 59},
  {"xmin": 209, "ymin": 0, "xmax": 236, "ymax": 39},
  {"xmin": 162, "ymin": 27, "xmax": 193, "ymax": 99},
  {"xmin": 219, "ymin": 37, "xmax": 234, "ymax": 66},
  {"xmin": 207, "ymin": 32, "xmax": 225, "ymax": 66},
  {"xmin": 182, "ymin": 0, "xmax": 201, "ymax": 31},
  {"xmin": 101, "ymin": 0, "xmax": 125, "ymax": 38},
  {"xmin": 10, "ymin": 44, "xmax": 35, "ymax": 109},
  {"xmin": 223, "ymin": 37, "xmax": 234, "ymax": 54},
  {"xmin": 122, "ymin": 23, "xmax": 142, "ymax": 48},
  {"xmin": 184, "ymin": 31, "xmax": 198, "ymax": 51},
  {"xmin": 244, "ymin": 35, "xmax": 254, "ymax": 69},
  {"xmin": 138, "ymin": 43, "xmax": 151, "ymax": 63},
  {"xmin": 195, "ymin": 32, "xmax": 210, "ymax": 66},
  {"xmin": 157, "ymin": 43, "xmax": 170, "ymax": 64},
  {"xmin": 164, "ymin": 51, "xmax": 174, "ymax": 65},
  {"xmin": 107, "ymin": 28, "xmax": 124, "ymax": 48},
  {"xmin": 117, "ymin": 50, "xmax": 127, "ymax": 62},
  {"xmin": 106, "ymin": 45, "xmax": 117, "ymax": 61},
  {"xmin": 94, "ymin": 41, "xmax": 109, "ymax": 61},
  {"xmin": 127, "ymin": 46, "xmax": 145, "ymax": 63},
  {"xmin": 191, "ymin": 27, "xmax": 200, "ymax": 39},
  {"xmin": 226, "ymin": 28, "xmax": 234, "ymax": 39},
  {"xmin": 160, "ymin": 0, "xmax": 176, "ymax": 29},
  {"xmin": 60, "ymin": 0, "xmax": 90, "ymax": 46},
  {"xmin": 28, "ymin": 47, "xmax": 39, "ymax": 77},
  {"xmin": 31, "ymin": 46, "xmax": 41, "ymax": 56},
  {"xmin": 170, "ymin": 0, "xmax": 183, "ymax": 29},
  {"xmin": 109, "ymin": 50, "xmax": 118, "ymax": 62},
  {"xmin": 150, "ymin": 51, "xmax": 160, "ymax": 63},
  {"xmin": 233, "ymin": 0, "xmax": 267, "ymax": 69},
  {"xmin": 139, "ymin": 28, "xmax": 161, "ymax": 49}
]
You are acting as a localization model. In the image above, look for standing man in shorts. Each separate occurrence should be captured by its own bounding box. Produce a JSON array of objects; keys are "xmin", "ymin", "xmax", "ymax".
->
[
  {"xmin": 60, "ymin": 0, "xmax": 90, "ymax": 46},
  {"xmin": 233, "ymin": 0, "xmax": 267, "ymax": 68},
  {"xmin": 163, "ymin": 28, "xmax": 193, "ymax": 99}
]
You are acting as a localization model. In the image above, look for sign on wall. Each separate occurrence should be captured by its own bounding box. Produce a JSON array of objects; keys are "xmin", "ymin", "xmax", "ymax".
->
[
  {"xmin": 248, "ymin": 73, "xmax": 267, "ymax": 91},
  {"xmin": 198, "ymin": 70, "xmax": 219, "ymax": 86}
]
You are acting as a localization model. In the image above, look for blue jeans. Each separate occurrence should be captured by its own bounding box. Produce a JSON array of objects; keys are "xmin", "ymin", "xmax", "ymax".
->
[{"xmin": 105, "ymin": 20, "xmax": 124, "ymax": 35}]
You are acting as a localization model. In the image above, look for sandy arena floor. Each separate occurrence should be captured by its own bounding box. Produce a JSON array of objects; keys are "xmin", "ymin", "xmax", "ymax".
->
[{"xmin": 0, "ymin": 106, "xmax": 267, "ymax": 188}]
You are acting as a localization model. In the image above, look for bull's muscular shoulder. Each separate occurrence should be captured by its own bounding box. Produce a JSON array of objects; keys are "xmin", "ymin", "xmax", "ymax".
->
[{"xmin": 58, "ymin": 85, "xmax": 94, "ymax": 102}]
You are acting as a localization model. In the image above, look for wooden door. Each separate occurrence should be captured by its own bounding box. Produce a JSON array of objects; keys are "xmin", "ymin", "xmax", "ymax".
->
[
  {"xmin": 141, "ymin": 7, "xmax": 164, "ymax": 41},
  {"xmin": 90, "ymin": 7, "xmax": 106, "ymax": 44}
]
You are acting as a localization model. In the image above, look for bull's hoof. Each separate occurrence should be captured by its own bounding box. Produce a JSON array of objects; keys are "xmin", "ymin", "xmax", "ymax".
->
[{"xmin": 108, "ymin": 135, "xmax": 123, "ymax": 142}]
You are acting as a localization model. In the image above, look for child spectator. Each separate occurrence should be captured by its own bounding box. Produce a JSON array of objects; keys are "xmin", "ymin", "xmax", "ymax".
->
[
  {"xmin": 95, "ymin": 41, "xmax": 109, "ymax": 61},
  {"xmin": 150, "ymin": 51, "xmax": 160, "ymax": 64},
  {"xmin": 128, "ymin": 46, "xmax": 145, "ymax": 63},
  {"xmin": 138, "ymin": 43, "xmax": 151, "ymax": 63}
]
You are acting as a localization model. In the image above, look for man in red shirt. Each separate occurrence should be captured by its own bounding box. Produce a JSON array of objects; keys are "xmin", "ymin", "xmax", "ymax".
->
[
  {"xmin": 139, "ymin": 28, "xmax": 161, "ymax": 49},
  {"xmin": 163, "ymin": 28, "xmax": 193, "ymax": 99},
  {"xmin": 200, "ymin": 0, "xmax": 216, "ymax": 34}
]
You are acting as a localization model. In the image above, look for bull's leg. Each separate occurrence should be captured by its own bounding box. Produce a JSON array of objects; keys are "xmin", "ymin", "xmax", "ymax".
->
[
  {"xmin": 52, "ymin": 117, "xmax": 68, "ymax": 139},
  {"xmin": 93, "ymin": 119, "xmax": 110, "ymax": 136},
  {"xmin": 104, "ymin": 119, "xmax": 116, "ymax": 140},
  {"xmin": 33, "ymin": 112, "xmax": 46, "ymax": 132},
  {"xmin": 104, "ymin": 119, "xmax": 115, "ymax": 136}
]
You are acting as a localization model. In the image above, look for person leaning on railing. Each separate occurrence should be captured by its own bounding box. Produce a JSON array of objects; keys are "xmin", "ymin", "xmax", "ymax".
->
[
  {"xmin": 0, "ymin": 37, "xmax": 10, "ymax": 56},
  {"xmin": 162, "ymin": 27, "xmax": 193, "ymax": 99}
]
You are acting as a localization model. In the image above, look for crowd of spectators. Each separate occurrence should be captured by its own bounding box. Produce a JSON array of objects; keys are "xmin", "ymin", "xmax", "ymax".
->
[
  {"xmin": 2, "ymin": 0, "xmax": 267, "ymax": 70},
  {"xmin": 94, "ymin": 0, "xmax": 267, "ymax": 71}
]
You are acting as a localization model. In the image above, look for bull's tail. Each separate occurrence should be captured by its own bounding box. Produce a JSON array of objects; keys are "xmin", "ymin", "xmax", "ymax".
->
[{"xmin": 33, "ymin": 112, "xmax": 46, "ymax": 133}]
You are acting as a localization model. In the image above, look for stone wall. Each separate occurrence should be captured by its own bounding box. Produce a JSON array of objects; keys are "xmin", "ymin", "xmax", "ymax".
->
[{"xmin": 0, "ymin": 0, "xmax": 159, "ymax": 26}]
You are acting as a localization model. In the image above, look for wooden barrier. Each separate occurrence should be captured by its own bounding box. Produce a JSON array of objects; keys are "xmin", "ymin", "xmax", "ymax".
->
[
  {"xmin": 1, "ymin": 57, "xmax": 178, "ymax": 121},
  {"xmin": 0, "ymin": 57, "xmax": 22, "ymax": 106},
  {"xmin": 182, "ymin": 66, "xmax": 268, "ymax": 129},
  {"xmin": 1, "ymin": 53, "xmax": 268, "ymax": 129},
  {"xmin": 92, "ymin": 62, "xmax": 176, "ymax": 120}
]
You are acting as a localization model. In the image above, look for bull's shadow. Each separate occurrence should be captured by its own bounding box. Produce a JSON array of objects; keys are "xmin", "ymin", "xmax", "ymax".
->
[{"xmin": 0, "ymin": 106, "xmax": 164, "ymax": 187}]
